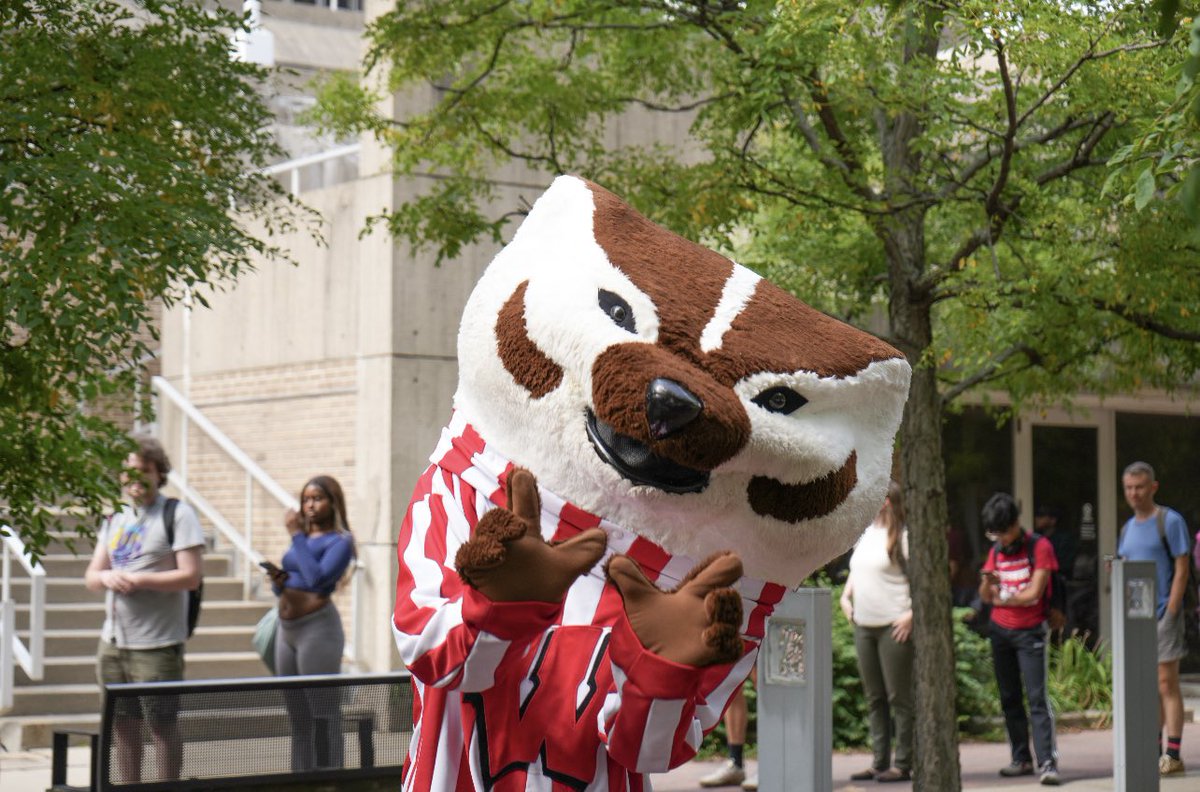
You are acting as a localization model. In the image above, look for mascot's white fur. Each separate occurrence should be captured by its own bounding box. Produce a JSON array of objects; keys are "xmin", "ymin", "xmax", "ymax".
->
[{"xmin": 393, "ymin": 175, "xmax": 910, "ymax": 791}]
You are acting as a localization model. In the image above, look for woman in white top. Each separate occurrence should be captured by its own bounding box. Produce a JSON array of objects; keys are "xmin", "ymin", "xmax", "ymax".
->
[{"xmin": 839, "ymin": 480, "xmax": 913, "ymax": 783}]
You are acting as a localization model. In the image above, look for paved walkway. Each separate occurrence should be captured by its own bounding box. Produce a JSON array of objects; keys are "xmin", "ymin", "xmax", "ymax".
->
[{"xmin": 3, "ymin": 721, "xmax": 1197, "ymax": 790}]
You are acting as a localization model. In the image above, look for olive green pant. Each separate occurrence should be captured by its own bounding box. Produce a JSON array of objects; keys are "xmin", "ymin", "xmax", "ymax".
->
[{"xmin": 853, "ymin": 623, "xmax": 915, "ymax": 773}]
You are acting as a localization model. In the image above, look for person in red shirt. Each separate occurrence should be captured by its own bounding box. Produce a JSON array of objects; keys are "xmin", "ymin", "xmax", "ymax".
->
[{"xmin": 978, "ymin": 492, "xmax": 1061, "ymax": 786}]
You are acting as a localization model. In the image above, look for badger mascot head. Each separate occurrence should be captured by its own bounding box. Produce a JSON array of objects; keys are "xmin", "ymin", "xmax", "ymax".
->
[
  {"xmin": 394, "ymin": 175, "xmax": 911, "ymax": 789},
  {"xmin": 455, "ymin": 175, "xmax": 910, "ymax": 586}
]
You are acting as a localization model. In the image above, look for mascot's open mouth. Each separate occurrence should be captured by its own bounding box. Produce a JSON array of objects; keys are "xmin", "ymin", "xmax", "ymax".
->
[{"xmin": 586, "ymin": 410, "xmax": 709, "ymax": 494}]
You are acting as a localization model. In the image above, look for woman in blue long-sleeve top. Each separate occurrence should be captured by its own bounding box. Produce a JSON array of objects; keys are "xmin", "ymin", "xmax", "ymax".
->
[{"xmin": 263, "ymin": 474, "xmax": 354, "ymax": 771}]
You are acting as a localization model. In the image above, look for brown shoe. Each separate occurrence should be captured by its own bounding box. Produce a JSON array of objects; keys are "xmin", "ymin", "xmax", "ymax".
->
[
  {"xmin": 876, "ymin": 768, "xmax": 911, "ymax": 783},
  {"xmin": 849, "ymin": 768, "xmax": 880, "ymax": 781}
]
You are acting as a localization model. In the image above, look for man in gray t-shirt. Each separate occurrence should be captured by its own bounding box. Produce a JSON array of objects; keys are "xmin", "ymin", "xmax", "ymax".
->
[{"xmin": 85, "ymin": 437, "xmax": 203, "ymax": 783}]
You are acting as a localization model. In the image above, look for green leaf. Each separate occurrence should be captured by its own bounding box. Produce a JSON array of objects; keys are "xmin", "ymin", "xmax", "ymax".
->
[
  {"xmin": 1135, "ymin": 166, "xmax": 1156, "ymax": 211},
  {"xmin": 1180, "ymin": 165, "xmax": 1200, "ymax": 224}
]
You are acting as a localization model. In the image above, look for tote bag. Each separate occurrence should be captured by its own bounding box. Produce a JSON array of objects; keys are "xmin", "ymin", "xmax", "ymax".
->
[{"xmin": 253, "ymin": 606, "xmax": 279, "ymax": 674}]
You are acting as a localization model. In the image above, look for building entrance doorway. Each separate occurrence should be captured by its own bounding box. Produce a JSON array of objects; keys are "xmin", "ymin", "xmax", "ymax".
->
[{"xmin": 1032, "ymin": 425, "xmax": 1100, "ymax": 643}]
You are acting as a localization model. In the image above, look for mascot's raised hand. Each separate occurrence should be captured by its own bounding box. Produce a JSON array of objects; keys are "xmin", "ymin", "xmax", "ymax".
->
[
  {"xmin": 455, "ymin": 467, "xmax": 607, "ymax": 602},
  {"xmin": 607, "ymin": 552, "xmax": 744, "ymax": 667},
  {"xmin": 392, "ymin": 175, "xmax": 911, "ymax": 790}
]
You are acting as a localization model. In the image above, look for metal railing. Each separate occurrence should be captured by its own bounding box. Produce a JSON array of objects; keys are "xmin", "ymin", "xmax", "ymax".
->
[
  {"xmin": 150, "ymin": 375, "xmax": 363, "ymax": 669},
  {"xmin": 263, "ymin": 143, "xmax": 360, "ymax": 194},
  {"xmin": 1, "ymin": 529, "xmax": 46, "ymax": 712}
]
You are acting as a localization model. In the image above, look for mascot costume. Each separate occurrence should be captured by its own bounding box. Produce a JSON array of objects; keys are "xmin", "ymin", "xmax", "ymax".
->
[{"xmin": 392, "ymin": 175, "xmax": 910, "ymax": 791}]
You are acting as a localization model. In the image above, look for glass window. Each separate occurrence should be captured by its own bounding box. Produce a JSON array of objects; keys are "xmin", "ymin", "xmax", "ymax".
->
[
  {"xmin": 1115, "ymin": 412, "xmax": 1200, "ymax": 536},
  {"xmin": 943, "ymin": 407, "xmax": 1012, "ymax": 600}
]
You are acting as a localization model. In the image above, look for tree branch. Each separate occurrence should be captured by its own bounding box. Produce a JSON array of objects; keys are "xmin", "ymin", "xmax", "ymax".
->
[
  {"xmin": 984, "ymin": 32, "xmax": 1018, "ymax": 220},
  {"xmin": 1017, "ymin": 35, "xmax": 1169, "ymax": 128},
  {"xmin": 1034, "ymin": 112, "xmax": 1116, "ymax": 185},
  {"xmin": 1093, "ymin": 299, "xmax": 1200, "ymax": 341},
  {"xmin": 940, "ymin": 345, "xmax": 1031, "ymax": 405}
]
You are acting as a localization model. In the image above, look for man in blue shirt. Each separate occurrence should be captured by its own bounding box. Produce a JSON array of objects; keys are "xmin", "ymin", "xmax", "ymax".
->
[{"xmin": 1118, "ymin": 461, "xmax": 1192, "ymax": 777}]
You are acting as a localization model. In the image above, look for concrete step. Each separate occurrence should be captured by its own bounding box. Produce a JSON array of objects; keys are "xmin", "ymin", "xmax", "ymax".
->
[
  {"xmin": 7, "ymin": 683, "xmax": 105, "ymax": 716},
  {"xmin": 36, "ymin": 553, "xmax": 234, "ymax": 578},
  {"xmin": 17, "ymin": 624, "xmax": 258, "ymax": 656},
  {"xmin": 6, "ymin": 650, "xmax": 273, "ymax": 716},
  {"xmin": 13, "ymin": 600, "xmax": 272, "ymax": 631},
  {"xmin": 6, "ymin": 576, "xmax": 248, "ymax": 605},
  {"xmin": 0, "ymin": 712, "xmax": 100, "ymax": 753},
  {"xmin": 15, "ymin": 651, "xmax": 269, "ymax": 686},
  {"xmin": 0, "ymin": 702, "xmax": 377, "ymax": 751}
]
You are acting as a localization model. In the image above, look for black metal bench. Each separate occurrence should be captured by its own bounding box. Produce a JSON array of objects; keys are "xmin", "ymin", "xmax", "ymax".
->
[{"xmin": 51, "ymin": 671, "xmax": 412, "ymax": 792}]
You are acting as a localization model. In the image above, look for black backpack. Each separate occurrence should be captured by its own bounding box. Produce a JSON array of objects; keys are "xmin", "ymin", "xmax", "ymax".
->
[
  {"xmin": 163, "ymin": 497, "xmax": 203, "ymax": 638},
  {"xmin": 1019, "ymin": 533, "xmax": 1068, "ymax": 630}
]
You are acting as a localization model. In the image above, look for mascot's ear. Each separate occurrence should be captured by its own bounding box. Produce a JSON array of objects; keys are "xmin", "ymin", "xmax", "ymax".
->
[{"xmin": 495, "ymin": 280, "xmax": 563, "ymax": 398}]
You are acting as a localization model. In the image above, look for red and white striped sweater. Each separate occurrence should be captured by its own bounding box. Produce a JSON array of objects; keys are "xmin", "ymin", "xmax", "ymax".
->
[{"xmin": 392, "ymin": 413, "xmax": 786, "ymax": 791}]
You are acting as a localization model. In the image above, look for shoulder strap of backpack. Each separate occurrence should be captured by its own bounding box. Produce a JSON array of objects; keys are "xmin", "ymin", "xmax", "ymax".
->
[
  {"xmin": 1154, "ymin": 505, "xmax": 1184, "ymax": 558},
  {"xmin": 1026, "ymin": 532, "xmax": 1041, "ymax": 567},
  {"xmin": 164, "ymin": 497, "xmax": 179, "ymax": 548}
]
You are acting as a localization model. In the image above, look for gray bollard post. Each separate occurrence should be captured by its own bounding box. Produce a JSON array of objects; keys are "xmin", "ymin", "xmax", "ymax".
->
[
  {"xmin": 1111, "ymin": 559, "xmax": 1159, "ymax": 792},
  {"xmin": 755, "ymin": 588, "xmax": 832, "ymax": 792}
]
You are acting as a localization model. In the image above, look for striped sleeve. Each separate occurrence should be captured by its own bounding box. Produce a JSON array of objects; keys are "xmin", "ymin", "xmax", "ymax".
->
[
  {"xmin": 392, "ymin": 465, "xmax": 562, "ymax": 691},
  {"xmin": 598, "ymin": 614, "xmax": 753, "ymax": 774}
]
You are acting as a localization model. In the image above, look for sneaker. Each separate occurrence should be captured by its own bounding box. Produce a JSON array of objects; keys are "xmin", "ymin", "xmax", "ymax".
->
[
  {"xmin": 1039, "ymin": 762, "xmax": 1061, "ymax": 786},
  {"xmin": 849, "ymin": 768, "xmax": 880, "ymax": 780},
  {"xmin": 1160, "ymin": 755, "xmax": 1186, "ymax": 776},
  {"xmin": 699, "ymin": 760, "xmax": 746, "ymax": 787},
  {"xmin": 877, "ymin": 768, "xmax": 912, "ymax": 783},
  {"xmin": 741, "ymin": 774, "xmax": 758, "ymax": 790},
  {"xmin": 999, "ymin": 761, "xmax": 1034, "ymax": 777}
]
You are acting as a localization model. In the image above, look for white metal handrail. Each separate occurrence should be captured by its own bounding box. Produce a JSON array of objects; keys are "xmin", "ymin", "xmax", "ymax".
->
[
  {"xmin": 153, "ymin": 376, "xmax": 295, "ymax": 508},
  {"xmin": 167, "ymin": 474, "xmax": 265, "ymax": 567},
  {"xmin": 150, "ymin": 376, "xmax": 363, "ymax": 668},
  {"xmin": 263, "ymin": 143, "xmax": 360, "ymax": 194},
  {"xmin": 1, "ymin": 529, "xmax": 46, "ymax": 712}
]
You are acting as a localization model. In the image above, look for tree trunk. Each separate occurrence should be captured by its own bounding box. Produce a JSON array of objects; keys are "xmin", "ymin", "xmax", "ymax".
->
[
  {"xmin": 887, "ymin": 239, "xmax": 961, "ymax": 791},
  {"xmin": 903, "ymin": 363, "xmax": 961, "ymax": 791}
]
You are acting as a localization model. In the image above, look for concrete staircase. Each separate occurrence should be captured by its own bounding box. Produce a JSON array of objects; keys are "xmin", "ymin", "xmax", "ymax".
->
[{"xmin": 0, "ymin": 532, "xmax": 273, "ymax": 751}]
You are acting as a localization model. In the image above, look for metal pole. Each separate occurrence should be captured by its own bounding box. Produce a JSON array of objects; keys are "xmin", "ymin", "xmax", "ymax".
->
[
  {"xmin": 1111, "ymin": 559, "xmax": 1159, "ymax": 792},
  {"xmin": 244, "ymin": 474, "xmax": 254, "ymax": 599},
  {"xmin": 756, "ymin": 588, "xmax": 832, "ymax": 792},
  {"xmin": 180, "ymin": 288, "xmax": 192, "ymax": 491}
]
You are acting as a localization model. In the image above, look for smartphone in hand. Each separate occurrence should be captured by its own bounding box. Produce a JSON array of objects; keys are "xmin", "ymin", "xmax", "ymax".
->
[{"xmin": 259, "ymin": 560, "xmax": 282, "ymax": 575}]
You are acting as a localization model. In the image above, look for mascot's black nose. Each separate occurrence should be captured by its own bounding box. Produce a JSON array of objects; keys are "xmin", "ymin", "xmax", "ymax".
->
[{"xmin": 646, "ymin": 378, "xmax": 704, "ymax": 439}]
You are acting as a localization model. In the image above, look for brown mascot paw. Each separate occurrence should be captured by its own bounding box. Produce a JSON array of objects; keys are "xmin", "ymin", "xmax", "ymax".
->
[
  {"xmin": 455, "ymin": 467, "xmax": 607, "ymax": 603},
  {"xmin": 606, "ymin": 551, "xmax": 745, "ymax": 667}
]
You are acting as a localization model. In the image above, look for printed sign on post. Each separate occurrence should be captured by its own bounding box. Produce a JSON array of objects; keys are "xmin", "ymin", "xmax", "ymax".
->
[
  {"xmin": 763, "ymin": 618, "xmax": 807, "ymax": 686},
  {"xmin": 1125, "ymin": 578, "xmax": 1155, "ymax": 620}
]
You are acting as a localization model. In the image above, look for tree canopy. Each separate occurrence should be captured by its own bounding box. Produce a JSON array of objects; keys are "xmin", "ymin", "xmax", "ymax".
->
[
  {"xmin": 1, "ymin": 0, "xmax": 300, "ymax": 558},
  {"xmin": 316, "ymin": 1, "xmax": 1200, "ymax": 787}
]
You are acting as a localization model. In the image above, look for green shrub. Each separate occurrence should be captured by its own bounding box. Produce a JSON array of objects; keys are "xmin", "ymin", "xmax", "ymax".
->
[
  {"xmin": 951, "ymin": 608, "xmax": 1002, "ymax": 736},
  {"xmin": 1047, "ymin": 634, "xmax": 1112, "ymax": 722}
]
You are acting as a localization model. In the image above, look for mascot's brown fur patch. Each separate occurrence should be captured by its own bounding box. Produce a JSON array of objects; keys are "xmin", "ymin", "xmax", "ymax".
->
[
  {"xmin": 591, "ymin": 343, "xmax": 750, "ymax": 471},
  {"xmin": 496, "ymin": 280, "xmax": 563, "ymax": 398},
  {"xmin": 708, "ymin": 280, "xmax": 900, "ymax": 383},
  {"xmin": 747, "ymin": 451, "xmax": 859, "ymax": 523},
  {"xmin": 590, "ymin": 185, "xmax": 730, "ymax": 364}
]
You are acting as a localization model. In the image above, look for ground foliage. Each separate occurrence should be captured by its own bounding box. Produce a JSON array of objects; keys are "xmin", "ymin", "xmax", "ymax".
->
[
  {"xmin": 0, "ymin": 0, "xmax": 304, "ymax": 558},
  {"xmin": 314, "ymin": 2, "xmax": 1200, "ymax": 787}
]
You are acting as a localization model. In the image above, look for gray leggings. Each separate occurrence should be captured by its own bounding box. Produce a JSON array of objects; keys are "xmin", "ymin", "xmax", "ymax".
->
[{"xmin": 275, "ymin": 602, "xmax": 344, "ymax": 770}]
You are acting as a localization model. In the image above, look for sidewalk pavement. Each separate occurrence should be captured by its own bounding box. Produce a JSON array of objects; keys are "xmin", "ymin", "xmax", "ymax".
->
[{"xmin": 2, "ymin": 721, "xmax": 1197, "ymax": 791}]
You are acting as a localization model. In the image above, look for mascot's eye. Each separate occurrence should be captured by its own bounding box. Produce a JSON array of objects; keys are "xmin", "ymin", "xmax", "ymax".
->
[
  {"xmin": 752, "ymin": 386, "xmax": 807, "ymax": 415},
  {"xmin": 598, "ymin": 289, "xmax": 637, "ymax": 333}
]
